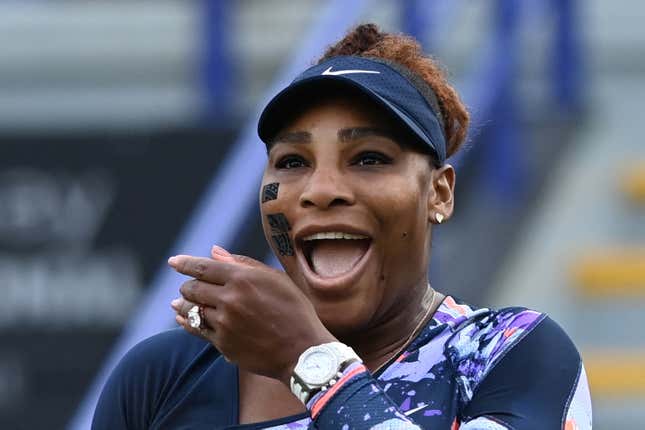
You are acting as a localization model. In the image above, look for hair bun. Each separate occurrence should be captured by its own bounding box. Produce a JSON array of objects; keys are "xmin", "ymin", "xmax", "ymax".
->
[
  {"xmin": 318, "ymin": 22, "xmax": 470, "ymax": 159},
  {"xmin": 322, "ymin": 23, "xmax": 385, "ymax": 57}
]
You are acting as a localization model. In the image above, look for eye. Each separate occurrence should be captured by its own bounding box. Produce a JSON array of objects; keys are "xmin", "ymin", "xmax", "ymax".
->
[
  {"xmin": 353, "ymin": 151, "xmax": 393, "ymax": 166},
  {"xmin": 275, "ymin": 154, "xmax": 309, "ymax": 170}
]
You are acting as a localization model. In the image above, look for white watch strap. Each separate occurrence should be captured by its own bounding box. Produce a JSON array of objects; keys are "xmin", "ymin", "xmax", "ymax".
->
[
  {"xmin": 290, "ymin": 376, "xmax": 306, "ymax": 403},
  {"xmin": 290, "ymin": 342, "xmax": 362, "ymax": 405}
]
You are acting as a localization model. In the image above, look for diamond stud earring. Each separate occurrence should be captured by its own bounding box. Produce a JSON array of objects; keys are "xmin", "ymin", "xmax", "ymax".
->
[{"xmin": 435, "ymin": 213, "xmax": 444, "ymax": 224}]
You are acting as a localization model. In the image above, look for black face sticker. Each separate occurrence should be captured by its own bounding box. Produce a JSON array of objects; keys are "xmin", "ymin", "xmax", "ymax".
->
[
  {"xmin": 261, "ymin": 182, "xmax": 279, "ymax": 203},
  {"xmin": 271, "ymin": 232, "xmax": 294, "ymax": 256},
  {"xmin": 267, "ymin": 213, "xmax": 291, "ymax": 234},
  {"xmin": 266, "ymin": 213, "xmax": 293, "ymax": 256}
]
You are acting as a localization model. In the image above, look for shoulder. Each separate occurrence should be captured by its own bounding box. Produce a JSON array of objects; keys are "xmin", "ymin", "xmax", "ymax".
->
[
  {"xmin": 93, "ymin": 329, "xmax": 217, "ymax": 430},
  {"xmin": 447, "ymin": 303, "xmax": 591, "ymax": 429},
  {"xmin": 108, "ymin": 328, "xmax": 215, "ymax": 389},
  {"xmin": 442, "ymin": 298, "xmax": 576, "ymax": 399},
  {"xmin": 119, "ymin": 327, "xmax": 212, "ymax": 370},
  {"xmin": 446, "ymin": 298, "xmax": 581, "ymax": 400},
  {"xmin": 428, "ymin": 297, "xmax": 591, "ymax": 428}
]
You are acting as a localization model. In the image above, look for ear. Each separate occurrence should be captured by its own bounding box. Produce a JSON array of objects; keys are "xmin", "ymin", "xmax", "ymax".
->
[{"xmin": 427, "ymin": 164, "xmax": 455, "ymax": 224}]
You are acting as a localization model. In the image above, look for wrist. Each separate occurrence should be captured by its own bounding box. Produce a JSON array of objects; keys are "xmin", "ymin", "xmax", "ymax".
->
[
  {"xmin": 278, "ymin": 333, "xmax": 338, "ymax": 387},
  {"xmin": 289, "ymin": 341, "xmax": 362, "ymax": 405}
]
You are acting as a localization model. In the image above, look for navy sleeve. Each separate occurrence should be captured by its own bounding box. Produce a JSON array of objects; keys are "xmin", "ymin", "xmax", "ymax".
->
[
  {"xmin": 460, "ymin": 316, "xmax": 591, "ymax": 429},
  {"xmin": 306, "ymin": 362, "xmax": 424, "ymax": 429},
  {"xmin": 92, "ymin": 329, "xmax": 212, "ymax": 430}
]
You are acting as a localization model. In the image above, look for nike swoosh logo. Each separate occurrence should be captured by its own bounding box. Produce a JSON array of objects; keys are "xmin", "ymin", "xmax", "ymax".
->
[
  {"xmin": 403, "ymin": 403, "xmax": 428, "ymax": 417},
  {"xmin": 321, "ymin": 66, "xmax": 380, "ymax": 76}
]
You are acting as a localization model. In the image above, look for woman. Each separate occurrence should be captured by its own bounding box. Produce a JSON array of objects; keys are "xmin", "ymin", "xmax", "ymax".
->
[{"xmin": 93, "ymin": 24, "xmax": 592, "ymax": 429}]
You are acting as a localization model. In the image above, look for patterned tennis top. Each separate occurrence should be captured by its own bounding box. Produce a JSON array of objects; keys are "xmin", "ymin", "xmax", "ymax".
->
[{"xmin": 93, "ymin": 296, "xmax": 592, "ymax": 429}]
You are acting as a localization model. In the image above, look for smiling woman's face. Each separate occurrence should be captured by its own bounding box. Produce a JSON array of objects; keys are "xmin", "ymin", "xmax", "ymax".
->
[{"xmin": 260, "ymin": 95, "xmax": 455, "ymax": 336}]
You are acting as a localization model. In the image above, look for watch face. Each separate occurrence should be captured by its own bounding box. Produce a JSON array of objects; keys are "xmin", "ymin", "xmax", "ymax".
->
[{"xmin": 300, "ymin": 350, "xmax": 337, "ymax": 385}]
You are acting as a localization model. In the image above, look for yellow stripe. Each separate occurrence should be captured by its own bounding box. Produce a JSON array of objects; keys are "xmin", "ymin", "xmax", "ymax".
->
[
  {"xmin": 621, "ymin": 163, "xmax": 645, "ymax": 203},
  {"xmin": 583, "ymin": 350, "xmax": 645, "ymax": 397},
  {"xmin": 570, "ymin": 249, "xmax": 645, "ymax": 296}
]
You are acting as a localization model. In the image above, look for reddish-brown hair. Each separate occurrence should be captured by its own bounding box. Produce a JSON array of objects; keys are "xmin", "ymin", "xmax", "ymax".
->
[{"xmin": 318, "ymin": 23, "xmax": 469, "ymax": 158}]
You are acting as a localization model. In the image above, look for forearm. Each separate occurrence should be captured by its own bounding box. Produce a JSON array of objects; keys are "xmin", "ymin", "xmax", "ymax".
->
[{"xmin": 306, "ymin": 363, "xmax": 422, "ymax": 429}]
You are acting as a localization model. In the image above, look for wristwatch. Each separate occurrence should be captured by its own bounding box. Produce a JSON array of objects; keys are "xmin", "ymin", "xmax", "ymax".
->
[{"xmin": 290, "ymin": 342, "xmax": 362, "ymax": 404}]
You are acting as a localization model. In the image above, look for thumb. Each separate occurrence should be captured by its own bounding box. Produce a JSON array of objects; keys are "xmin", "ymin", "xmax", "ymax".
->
[
  {"xmin": 230, "ymin": 253, "xmax": 265, "ymax": 268},
  {"xmin": 211, "ymin": 245, "xmax": 264, "ymax": 268},
  {"xmin": 210, "ymin": 245, "xmax": 236, "ymax": 263}
]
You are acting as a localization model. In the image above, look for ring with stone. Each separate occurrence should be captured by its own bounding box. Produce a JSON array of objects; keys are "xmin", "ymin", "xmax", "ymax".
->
[{"xmin": 187, "ymin": 305, "xmax": 205, "ymax": 330}]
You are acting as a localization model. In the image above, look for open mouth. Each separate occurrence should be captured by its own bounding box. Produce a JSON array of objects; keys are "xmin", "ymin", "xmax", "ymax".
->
[{"xmin": 301, "ymin": 232, "xmax": 372, "ymax": 279}]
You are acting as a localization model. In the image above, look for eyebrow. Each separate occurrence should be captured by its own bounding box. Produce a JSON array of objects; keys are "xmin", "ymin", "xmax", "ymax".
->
[
  {"xmin": 271, "ymin": 131, "xmax": 312, "ymax": 145},
  {"xmin": 268, "ymin": 126, "xmax": 398, "ymax": 151},
  {"xmin": 337, "ymin": 127, "xmax": 399, "ymax": 143},
  {"xmin": 267, "ymin": 131, "xmax": 311, "ymax": 152}
]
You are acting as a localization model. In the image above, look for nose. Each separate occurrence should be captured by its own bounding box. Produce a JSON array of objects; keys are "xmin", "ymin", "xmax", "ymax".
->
[{"xmin": 299, "ymin": 166, "xmax": 355, "ymax": 209}]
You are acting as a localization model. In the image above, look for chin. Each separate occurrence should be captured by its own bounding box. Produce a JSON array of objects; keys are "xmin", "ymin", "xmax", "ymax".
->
[{"xmin": 306, "ymin": 281, "xmax": 383, "ymax": 337}]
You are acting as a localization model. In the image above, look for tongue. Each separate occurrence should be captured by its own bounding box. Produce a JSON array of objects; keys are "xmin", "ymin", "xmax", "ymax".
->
[{"xmin": 310, "ymin": 239, "xmax": 369, "ymax": 278}]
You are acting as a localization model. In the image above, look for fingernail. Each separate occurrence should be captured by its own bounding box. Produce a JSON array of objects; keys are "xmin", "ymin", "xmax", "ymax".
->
[
  {"xmin": 170, "ymin": 298, "xmax": 181, "ymax": 309},
  {"xmin": 168, "ymin": 256, "xmax": 178, "ymax": 266},
  {"xmin": 211, "ymin": 245, "xmax": 232, "ymax": 257}
]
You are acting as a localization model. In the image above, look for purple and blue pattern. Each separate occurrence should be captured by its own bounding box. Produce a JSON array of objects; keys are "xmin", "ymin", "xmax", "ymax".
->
[{"xmin": 266, "ymin": 296, "xmax": 591, "ymax": 430}]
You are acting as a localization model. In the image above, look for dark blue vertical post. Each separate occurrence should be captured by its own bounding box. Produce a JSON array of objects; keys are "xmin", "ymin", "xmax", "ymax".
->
[
  {"xmin": 203, "ymin": 0, "xmax": 233, "ymax": 124},
  {"xmin": 484, "ymin": 0, "xmax": 526, "ymax": 205},
  {"xmin": 551, "ymin": 0, "xmax": 584, "ymax": 113},
  {"xmin": 402, "ymin": 0, "xmax": 427, "ymax": 47}
]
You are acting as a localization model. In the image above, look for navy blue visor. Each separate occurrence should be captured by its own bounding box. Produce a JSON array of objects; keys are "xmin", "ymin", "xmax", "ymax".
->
[{"xmin": 257, "ymin": 56, "xmax": 447, "ymax": 165}]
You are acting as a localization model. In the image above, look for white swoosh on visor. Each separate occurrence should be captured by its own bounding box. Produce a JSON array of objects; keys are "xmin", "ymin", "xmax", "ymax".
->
[{"xmin": 321, "ymin": 67, "xmax": 381, "ymax": 76}]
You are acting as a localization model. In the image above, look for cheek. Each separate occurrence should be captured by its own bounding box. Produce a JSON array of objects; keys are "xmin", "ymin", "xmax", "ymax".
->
[
  {"xmin": 259, "ymin": 180, "xmax": 299, "ymax": 262},
  {"xmin": 265, "ymin": 213, "xmax": 294, "ymax": 256},
  {"xmin": 390, "ymin": 165, "xmax": 431, "ymax": 236},
  {"xmin": 367, "ymin": 177, "xmax": 427, "ymax": 235},
  {"xmin": 363, "ymin": 176, "xmax": 430, "ymax": 279}
]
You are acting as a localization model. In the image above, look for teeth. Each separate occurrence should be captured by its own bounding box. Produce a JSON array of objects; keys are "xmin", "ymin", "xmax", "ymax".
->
[{"xmin": 303, "ymin": 232, "xmax": 369, "ymax": 241}]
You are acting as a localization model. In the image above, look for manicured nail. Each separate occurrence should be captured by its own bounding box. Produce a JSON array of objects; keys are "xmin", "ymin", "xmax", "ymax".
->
[
  {"xmin": 170, "ymin": 298, "xmax": 181, "ymax": 309},
  {"xmin": 168, "ymin": 256, "xmax": 178, "ymax": 266},
  {"xmin": 212, "ymin": 245, "xmax": 232, "ymax": 256}
]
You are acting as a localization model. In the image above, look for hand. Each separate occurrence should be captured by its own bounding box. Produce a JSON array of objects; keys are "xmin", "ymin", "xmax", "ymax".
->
[{"xmin": 169, "ymin": 246, "xmax": 336, "ymax": 385}]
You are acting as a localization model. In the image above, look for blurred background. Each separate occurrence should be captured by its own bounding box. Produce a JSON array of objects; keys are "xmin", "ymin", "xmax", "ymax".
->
[{"xmin": 0, "ymin": 0, "xmax": 642, "ymax": 428}]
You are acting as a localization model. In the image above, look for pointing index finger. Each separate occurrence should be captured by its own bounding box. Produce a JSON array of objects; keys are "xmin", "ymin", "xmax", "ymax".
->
[{"xmin": 168, "ymin": 255, "xmax": 235, "ymax": 284}]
